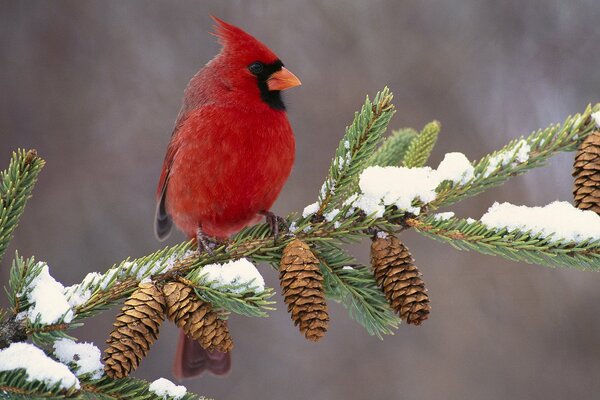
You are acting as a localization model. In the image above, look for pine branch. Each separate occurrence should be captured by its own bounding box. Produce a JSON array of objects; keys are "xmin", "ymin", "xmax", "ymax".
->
[
  {"xmin": 368, "ymin": 127, "xmax": 418, "ymax": 167},
  {"xmin": 402, "ymin": 121, "xmax": 440, "ymax": 168},
  {"xmin": 430, "ymin": 104, "xmax": 600, "ymax": 210},
  {"xmin": 1, "ymin": 90, "xmax": 598, "ymax": 399},
  {"xmin": 186, "ymin": 269, "xmax": 276, "ymax": 318},
  {"xmin": 78, "ymin": 377, "xmax": 201, "ymax": 400},
  {"xmin": 0, "ymin": 369, "xmax": 78, "ymax": 399},
  {"xmin": 408, "ymin": 216, "xmax": 600, "ymax": 270},
  {"xmin": 0, "ymin": 149, "xmax": 44, "ymax": 264},
  {"xmin": 314, "ymin": 242, "xmax": 400, "ymax": 338},
  {"xmin": 317, "ymin": 88, "xmax": 395, "ymax": 214},
  {"xmin": 0, "ymin": 370, "xmax": 203, "ymax": 399}
]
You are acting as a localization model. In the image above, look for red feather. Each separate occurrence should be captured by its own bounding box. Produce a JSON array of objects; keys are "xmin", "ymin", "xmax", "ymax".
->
[{"xmin": 156, "ymin": 18, "xmax": 298, "ymax": 378}]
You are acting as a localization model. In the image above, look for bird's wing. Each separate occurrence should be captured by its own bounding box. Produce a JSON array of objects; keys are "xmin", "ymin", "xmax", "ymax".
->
[{"xmin": 154, "ymin": 113, "xmax": 188, "ymax": 241}]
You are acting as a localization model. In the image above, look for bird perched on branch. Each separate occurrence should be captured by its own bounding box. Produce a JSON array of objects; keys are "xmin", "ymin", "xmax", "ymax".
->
[{"xmin": 155, "ymin": 17, "xmax": 300, "ymax": 379}]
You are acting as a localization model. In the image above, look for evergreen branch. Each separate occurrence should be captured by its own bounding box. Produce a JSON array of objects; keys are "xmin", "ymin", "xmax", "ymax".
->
[
  {"xmin": 368, "ymin": 128, "xmax": 418, "ymax": 167},
  {"xmin": 0, "ymin": 371, "xmax": 203, "ymax": 399},
  {"xmin": 0, "ymin": 149, "xmax": 44, "ymax": 264},
  {"xmin": 402, "ymin": 121, "xmax": 440, "ymax": 167},
  {"xmin": 317, "ymin": 87, "xmax": 395, "ymax": 214},
  {"xmin": 408, "ymin": 216, "xmax": 600, "ymax": 270},
  {"xmin": 184, "ymin": 272, "xmax": 276, "ymax": 318},
  {"xmin": 429, "ymin": 103, "xmax": 600, "ymax": 209},
  {"xmin": 313, "ymin": 242, "xmax": 400, "ymax": 338},
  {"xmin": 0, "ymin": 369, "xmax": 78, "ymax": 399},
  {"xmin": 7, "ymin": 253, "xmax": 39, "ymax": 314},
  {"xmin": 78, "ymin": 377, "xmax": 202, "ymax": 400}
]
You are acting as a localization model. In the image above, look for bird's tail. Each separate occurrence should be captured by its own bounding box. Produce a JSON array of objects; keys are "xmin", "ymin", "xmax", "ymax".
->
[{"xmin": 173, "ymin": 330, "xmax": 231, "ymax": 380}]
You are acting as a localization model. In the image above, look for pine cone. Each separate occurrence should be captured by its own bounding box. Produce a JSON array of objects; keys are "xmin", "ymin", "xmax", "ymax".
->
[
  {"xmin": 279, "ymin": 239, "xmax": 329, "ymax": 341},
  {"xmin": 104, "ymin": 282, "xmax": 166, "ymax": 379},
  {"xmin": 573, "ymin": 130, "xmax": 600, "ymax": 214},
  {"xmin": 162, "ymin": 281, "xmax": 233, "ymax": 352},
  {"xmin": 371, "ymin": 235, "xmax": 430, "ymax": 325}
]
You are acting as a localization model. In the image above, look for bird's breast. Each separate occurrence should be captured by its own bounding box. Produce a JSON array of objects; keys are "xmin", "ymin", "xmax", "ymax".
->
[{"xmin": 166, "ymin": 107, "xmax": 295, "ymax": 238}]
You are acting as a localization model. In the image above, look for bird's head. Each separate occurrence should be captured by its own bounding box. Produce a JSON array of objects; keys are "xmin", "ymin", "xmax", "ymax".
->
[{"xmin": 210, "ymin": 17, "xmax": 301, "ymax": 110}]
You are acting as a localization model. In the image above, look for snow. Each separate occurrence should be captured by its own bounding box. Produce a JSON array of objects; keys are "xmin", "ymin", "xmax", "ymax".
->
[
  {"xmin": 27, "ymin": 263, "xmax": 74, "ymax": 324},
  {"xmin": 433, "ymin": 212, "xmax": 455, "ymax": 221},
  {"xmin": 302, "ymin": 202, "xmax": 319, "ymax": 218},
  {"xmin": 436, "ymin": 153, "xmax": 474, "ymax": 184},
  {"xmin": 288, "ymin": 221, "xmax": 298, "ymax": 233},
  {"xmin": 354, "ymin": 152, "xmax": 474, "ymax": 217},
  {"xmin": 135, "ymin": 250, "xmax": 196, "ymax": 280},
  {"xmin": 480, "ymin": 201, "xmax": 600, "ymax": 242},
  {"xmin": 342, "ymin": 266, "xmax": 355, "ymax": 270},
  {"xmin": 344, "ymin": 140, "xmax": 350, "ymax": 149},
  {"xmin": 64, "ymin": 286, "xmax": 91, "ymax": 308},
  {"xmin": 149, "ymin": 378, "xmax": 187, "ymax": 400},
  {"xmin": 466, "ymin": 217, "xmax": 476, "ymax": 224},
  {"xmin": 53, "ymin": 339, "xmax": 103, "ymax": 380},
  {"xmin": 483, "ymin": 139, "xmax": 530, "ymax": 177},
  {"xmin": 199, "ymin": 258, "xmax": 265, "ymax": 293},
  {"xmin": 376, "ymin": 231, "xmax": 389, "ymax": 239},
  {"xmin": 324, "ymin": 209, "xmax": 340, "ymax": 222},
  {"xmin": 592, "ymin": 111, "xmax": 600, "ymax": 127},
  {"xmin": 356, "ymin": 166, "xmax": 436, "ymax": 217},
  {"xmin": 0, "ymin": 342, "xmax": 79, "ymax": 390}
]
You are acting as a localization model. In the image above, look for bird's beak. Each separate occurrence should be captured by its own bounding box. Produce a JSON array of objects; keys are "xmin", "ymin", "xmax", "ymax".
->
[{"xmin": 267, "ymin": 67, "xmax": 301, "ymax": 91}]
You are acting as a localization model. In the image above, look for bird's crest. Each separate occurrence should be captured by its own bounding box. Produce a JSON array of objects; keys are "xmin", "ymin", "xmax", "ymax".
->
[{"xmin": 210, "ymin": 16, "xmax": 278, "ymax": 63}]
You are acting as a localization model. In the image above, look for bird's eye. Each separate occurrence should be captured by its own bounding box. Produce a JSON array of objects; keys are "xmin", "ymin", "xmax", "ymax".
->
[{"xmin": 248, "ymin": 62, "xmax": 264, "ymax": 75}]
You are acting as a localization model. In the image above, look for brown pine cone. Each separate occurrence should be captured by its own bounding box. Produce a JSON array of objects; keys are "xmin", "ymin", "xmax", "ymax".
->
[
  {"xmin": 162, "ymin": 281, "xmax": 233, "ymax": 353},
  {"xmin": 573, "ymin": 130, "xmax": 600, "ymax": 214},
  {"xmin": 104, "ymin": 282, "xmax": 166, "ymax": 379},
  {"xmin": 279, "ymin": 239, "xmax": 329, "ymax": 341},
  {"xmin": 371, "ymin": 234, "xmax": 430, "ymax": 325}
]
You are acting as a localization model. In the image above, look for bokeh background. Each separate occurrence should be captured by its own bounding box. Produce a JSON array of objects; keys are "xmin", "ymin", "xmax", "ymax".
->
[{"xmin": 2, "ymin": 1, "xmax": 600, "ymax": 399}]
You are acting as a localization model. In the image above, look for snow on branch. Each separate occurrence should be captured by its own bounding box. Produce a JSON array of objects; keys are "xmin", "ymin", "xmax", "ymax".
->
[
  {"xmin": 0, "ymin": 92, "xmax": 598, "ymax": 399},
  {"xmin": 409, "ymin": 201, "xmax": 600, "ymax": 269}
]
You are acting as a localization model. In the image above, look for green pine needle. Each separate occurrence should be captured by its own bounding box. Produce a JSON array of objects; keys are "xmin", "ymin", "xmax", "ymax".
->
[
  {"xmin": 368, "ymin": 127, "xmax": 419, "ymax": 167},
  {"xmin": 412, "ymin": 215, "xmax": 600, "ymax": 270},
  {"xmin": 0, "ymin": 149, "xmax": 45, "ymax": 264},
  {"xmin": 402, "ymin": 121, "xmax": 440, "ymax": 168}
]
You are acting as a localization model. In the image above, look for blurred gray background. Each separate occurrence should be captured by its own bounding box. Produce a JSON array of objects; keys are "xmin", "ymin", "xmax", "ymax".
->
[{"xmin": 1, "ymin": 1, "xmax": 600, "ymax": 399}]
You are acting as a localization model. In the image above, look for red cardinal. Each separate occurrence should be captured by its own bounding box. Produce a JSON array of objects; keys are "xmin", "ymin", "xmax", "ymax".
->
[{"xmin": 155, "ymin": 17, "xmax": 300, "ymax": 379}]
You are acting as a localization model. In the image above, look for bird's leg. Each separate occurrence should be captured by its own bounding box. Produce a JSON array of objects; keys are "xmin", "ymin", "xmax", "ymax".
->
[
  {"xmin": 260, "ymin": 210, "xmax": 288, "ymax": 244},
  {"xmin": 195, "ymin": 228, "xmax": 219, "ymax": 256}
]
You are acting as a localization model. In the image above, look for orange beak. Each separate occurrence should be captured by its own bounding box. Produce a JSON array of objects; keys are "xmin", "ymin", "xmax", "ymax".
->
[{"xmin": 267, "ymin": 67, "xmax": 301, "ymax": 91}]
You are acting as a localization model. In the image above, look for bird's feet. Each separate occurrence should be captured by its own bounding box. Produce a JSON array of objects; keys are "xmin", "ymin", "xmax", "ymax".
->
[
  {"xmin": 195, "ymin": 229, "xmax": 223, "ymax": 255},
  {"xmin": 260, "ymin": 210, "xmax": 288, "ymax": 244}
]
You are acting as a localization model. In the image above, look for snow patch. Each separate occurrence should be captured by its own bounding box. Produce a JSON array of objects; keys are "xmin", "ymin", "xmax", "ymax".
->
[
  {"xmin": 376, "ymin": 231, "xmax": 389, "ymax": 239},
  {"xmin": 0, "ymin": 342, "xmax": 79, "ymax": 390},
  {"xmin": 433, "ymin": 212, "xmax": 455, "ymax": 221},
  {"xmin": 480, "ymin": 201, "xmax": 600, "ymax": 242},
  {"xmin": 27, "ymin": 263, "xmax": 73, "ymax": 324},
  {"xmin": 353, "ymin": 152, "xmax": 474, "ymax": 217},
  {"xmin": 436, "ymin": 152, "xmax": 474, "ymax": 184},
  {"xmin": 302, "ymin": 202, "xmax": 319, "ymax": 218},
  {"xmin": 324, "ymin": 209, "xmax": 340, "ymax": 222},
  {"xmin": 483, "ymin": 139, "xmax": 530, "ymax": 177},
  {"xmin": 149, "ymin": 378, "xmax": 187, "ymax": 400},
  {"xmin": 53, "ymin": 339, "xmax": 103, "ymax": 380},
  {"xmin": 136, "ymin": 250, "xmax": 196, "ymax": 281},
  {"xmin": 200, "ymin": 258, "xmax": 265, "ymax": 293},
  {"xmin": 592, "ymin": 111, "xmax": 600, "ymax": 128}
]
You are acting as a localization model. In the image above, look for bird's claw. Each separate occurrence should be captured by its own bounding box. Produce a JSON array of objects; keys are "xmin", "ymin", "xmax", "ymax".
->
[
  {"xmin": 195, "ymin": 229, "xmax": 220, "ymax": 255},
  {"xmin": 260, "ymin": 211, "xmax": 288, "ymax": 244}
]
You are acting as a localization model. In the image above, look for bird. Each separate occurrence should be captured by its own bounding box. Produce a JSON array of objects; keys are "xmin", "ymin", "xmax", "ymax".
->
[{"xmin": 155, "ymin": 17, "xmax": 300, "ymax": 380}]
